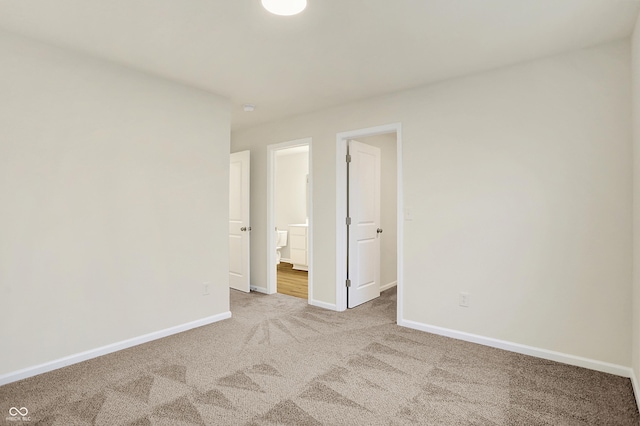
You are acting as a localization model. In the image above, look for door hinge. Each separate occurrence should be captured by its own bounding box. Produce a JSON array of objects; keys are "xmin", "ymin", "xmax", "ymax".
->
[
  {"xmin": 346, "ymin": 217, "xmax": 351, "ymax": 225},
  {"xmin": 346, "ymin": 154, "xmax": 352, "ymax": 163},
  {"xmin": 346, "ymin": 279, "xmax": 351, "ymax": 288}
]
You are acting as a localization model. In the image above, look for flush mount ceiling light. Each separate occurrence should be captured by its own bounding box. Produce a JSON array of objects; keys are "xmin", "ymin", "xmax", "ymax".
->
[
  {"xmin": 261, "ymin": 0, "xmax": 307, "ymax": 16},
  {"xmin": 243, "ymin": 104, "xmax": 256, "ymax": 112}
]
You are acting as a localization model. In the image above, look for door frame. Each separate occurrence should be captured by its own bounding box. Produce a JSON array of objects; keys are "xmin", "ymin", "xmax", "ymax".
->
[
  {"xmin": 335, "ymin": 123, "xmax": 403, "ymax": 318},
  {"xmin": 266, "ymin": 137, "xmax": 313, "ymax": 300}
]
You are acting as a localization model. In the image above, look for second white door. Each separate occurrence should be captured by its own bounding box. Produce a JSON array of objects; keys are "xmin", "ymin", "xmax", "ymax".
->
[
  {"xmin": 347, "ymin": 140, "xmax": 381, "ymax": 308},
  {"xmin": 229, "ymin": 150, "xmax": 250, "ymax": 292}
]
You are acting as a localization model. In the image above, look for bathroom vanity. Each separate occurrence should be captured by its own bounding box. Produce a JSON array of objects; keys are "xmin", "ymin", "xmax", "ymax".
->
[{"xmin": 289, "ymin": 224, "xmax": 308, "ymax": 271}]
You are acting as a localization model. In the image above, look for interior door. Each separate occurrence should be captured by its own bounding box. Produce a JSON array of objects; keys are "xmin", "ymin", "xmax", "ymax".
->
[
  {"xmin": 229, "ymin": 150, "xmax": 250, "ymax": 292},
  {"xmin": 347, "ymin": 140, "xmax": 381, "ymax": 308}
]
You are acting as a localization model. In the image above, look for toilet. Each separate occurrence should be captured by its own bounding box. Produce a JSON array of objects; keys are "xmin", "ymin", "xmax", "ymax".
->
[{"xmin": 276, "ymin": 229, "xmax": 288, "ymax": 264}]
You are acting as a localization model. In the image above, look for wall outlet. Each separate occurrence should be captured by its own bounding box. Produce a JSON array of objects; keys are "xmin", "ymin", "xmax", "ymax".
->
[
  {"xmin": 203, "ymin": 282, "xmax": 210, "ymax": 296},
  {"xmin": 459, "ymin": 292, "xmax": 469, "ymax": 307}
]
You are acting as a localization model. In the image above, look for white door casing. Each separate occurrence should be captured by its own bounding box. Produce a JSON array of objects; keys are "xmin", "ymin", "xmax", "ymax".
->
[
  {"xmin": 266, "ymin": 138, "xmax": 313, "ymax": 298},
  {"xmin": 347, "ymin": 140, "xmax": 381, "ymax": 308},
  {"xmin": 229, "ymin": 150, "xmax": 250, "ymax": 292}
]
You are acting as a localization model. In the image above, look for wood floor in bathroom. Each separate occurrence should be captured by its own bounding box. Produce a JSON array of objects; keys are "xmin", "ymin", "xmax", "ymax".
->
[{"xmin": 277, "ymin": 262, "xmax": 308, "ymax": 299}]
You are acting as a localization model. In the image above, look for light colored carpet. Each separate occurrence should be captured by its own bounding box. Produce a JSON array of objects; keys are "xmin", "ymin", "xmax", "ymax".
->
[{"xmin": 1, "ymin": 287, "xmax": 638, "ymax": 425}]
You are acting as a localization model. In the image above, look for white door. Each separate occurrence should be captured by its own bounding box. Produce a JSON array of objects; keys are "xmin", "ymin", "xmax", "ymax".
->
[
  {"xmin": 229, "ymin": 150, "xmax": 250, "ymax": 292},
  {"xmin": 347, "ymin": 140, "xmax": 381, "ymax": 308}
]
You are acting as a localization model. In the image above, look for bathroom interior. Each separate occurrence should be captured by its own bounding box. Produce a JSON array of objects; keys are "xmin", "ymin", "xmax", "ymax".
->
[{"xmin": 275, "ymin": 145, "xmax": 309, "ymax": 299}]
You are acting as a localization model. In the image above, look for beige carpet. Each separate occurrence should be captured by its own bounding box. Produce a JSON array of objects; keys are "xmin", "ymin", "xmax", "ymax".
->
[{"xmin": 1, "ymin": 287, "xmax": 638, "ymax": 425}]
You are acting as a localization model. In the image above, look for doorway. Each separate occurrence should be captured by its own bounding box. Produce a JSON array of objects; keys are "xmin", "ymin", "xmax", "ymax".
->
[
  {"xmin": 267, "ymin": 138, "xmax": 313, "ymax": 302},
  {"xmin": 335, "ymin": 124, "xmax": 403, "ymax": 317}
]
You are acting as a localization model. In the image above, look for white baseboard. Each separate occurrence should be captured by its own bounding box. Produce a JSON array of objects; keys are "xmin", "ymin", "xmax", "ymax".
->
[
  {"xmin": 631, "ymin": 369, "xmax": 640, "ymax": 410},
  {"xmin": 0, "ymin": 311, "xmax": 232, "ymax": 386},
  {"xmin": 250, "ymin": 286, "xmax": 269, "ymax": 294},
  {"xmin": 380, "ymin": 281, "xmax": 397, "ymax": 292},
  {"xmin": 280, "ymin": 258, "xmax": 291, "ymax": 264},
  {"xmin": 398, "ymin": 318, "xmax": 632, "ymax": 378},
  {"xmin": 309, "ymin": 298, "xmax": 337, "ymax": 311}
]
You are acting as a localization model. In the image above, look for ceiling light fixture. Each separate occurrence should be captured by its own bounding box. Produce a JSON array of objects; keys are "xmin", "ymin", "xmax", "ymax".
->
[
  {"xmin": 243, "ymin": 104, "xmax": 256, "ymax": 112},
  {"xmin": 261, "ymin": 0, "xmax": 307, "ymax": 16}
]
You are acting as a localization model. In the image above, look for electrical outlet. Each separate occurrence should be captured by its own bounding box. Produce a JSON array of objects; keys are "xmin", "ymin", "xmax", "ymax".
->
[
  {"xmin": 203, "ymin": 282, "xmax": 210, "ymax": 296},
  {"xmin": 459, "ymin": 292, "xmax": 469, "ymax": 307}
]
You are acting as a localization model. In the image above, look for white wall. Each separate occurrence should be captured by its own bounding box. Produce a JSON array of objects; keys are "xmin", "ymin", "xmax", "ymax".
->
[
  {"xmin": 275, "ymin": 150, "xmax": 309, "ymax": 260},
  {"xmin": 232, "ymin": 40, "xmax": 632, "ymax": 367},
  {"xmin": 0, "ymin": 32, "xmax": 231, "ymax": 377},
  {"xmin": 632, "ymin": 13, "xmax": 640, "ymax": 395},
  {"xmin": 356, "ymin": 134, "xmax": 397, "ymax": 289}
]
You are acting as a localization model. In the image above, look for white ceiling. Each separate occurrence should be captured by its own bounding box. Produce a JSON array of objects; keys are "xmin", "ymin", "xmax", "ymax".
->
[{"xmin": 0, "ymin": 0, "xmax": 638, "ymax": 131}]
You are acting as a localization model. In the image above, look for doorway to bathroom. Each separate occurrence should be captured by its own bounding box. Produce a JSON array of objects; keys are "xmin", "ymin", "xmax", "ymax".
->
[{"xmin": 266, "ymin": 138, "xmax": 312, "ymax": 302}]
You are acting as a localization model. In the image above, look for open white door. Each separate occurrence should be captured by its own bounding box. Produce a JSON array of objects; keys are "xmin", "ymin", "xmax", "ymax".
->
[
  {"xmin": 229, "ymin": 150, "xmax": 250, "ymax": 292},
  {"xmin": 347, "ymin": 140, "xmax": 381, "ymax": 308}
]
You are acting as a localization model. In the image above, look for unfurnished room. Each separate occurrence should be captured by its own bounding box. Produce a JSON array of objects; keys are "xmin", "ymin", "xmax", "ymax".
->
[{"xmin": 2, "ymin": 0, "xmax": 640, "ymax": 424}]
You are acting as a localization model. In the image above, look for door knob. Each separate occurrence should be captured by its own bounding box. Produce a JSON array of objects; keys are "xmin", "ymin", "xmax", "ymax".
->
[
  {"xmin": 377, "ymin": 228, "xmax": 383, "ymax": 234},
  {"xmin": 240, "ymin": 227, "xmax": 247, "ymax": 231}
]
